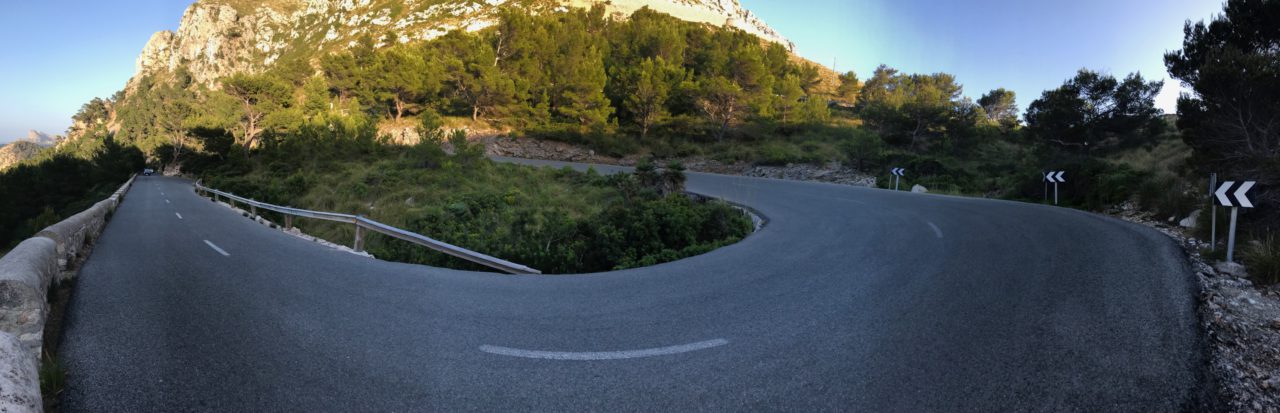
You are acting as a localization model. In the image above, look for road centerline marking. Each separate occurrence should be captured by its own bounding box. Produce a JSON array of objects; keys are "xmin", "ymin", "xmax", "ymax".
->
[
  {"xmin": 203, "ymin": 240, "xmax": 230, "ymax": 257},
  {"xmin": 479, "ymin": 338, "xmax": 728, "ymax": 361},
  {"xmin": 175, "ymin": 213, "xmax": 183, "ymax": 220},
  {"xmin": 927, "ymin": 221, "xmax": 943, "ymax": 238},
  {"xmin": 165, "ymin": 199, "xmax": 170, "ymax": 204}
]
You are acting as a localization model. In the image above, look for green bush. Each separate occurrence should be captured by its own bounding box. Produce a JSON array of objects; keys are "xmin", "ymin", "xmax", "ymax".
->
[
  {"xmin": 1136, "ymin": 175, "xmax": 1199, "ymax": 221},
  {"xmin": 203, "ymin": 138, "xmax": 751, "ymax": 274},
  {"xmin": 0, "ymin": 135, "xmax": 143, "ymax": 248}
]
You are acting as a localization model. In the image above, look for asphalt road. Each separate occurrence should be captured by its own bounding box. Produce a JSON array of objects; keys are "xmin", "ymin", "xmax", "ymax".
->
[{"xmin": 59, "ymin": 161, "xmax": 1207, "ymax": 412}]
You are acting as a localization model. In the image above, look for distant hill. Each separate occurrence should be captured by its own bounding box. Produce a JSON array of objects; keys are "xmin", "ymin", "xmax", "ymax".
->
[
  {"xmin": 0, "ymin": 130, "xmax": 59, "ymax": 170},
  {"xmin": 21, "ymin": 130, "xmax": 58, "ymax": 146},
  {"xmin": 0, "ymin": 141, "xmax": 45, "ymax": 170}
]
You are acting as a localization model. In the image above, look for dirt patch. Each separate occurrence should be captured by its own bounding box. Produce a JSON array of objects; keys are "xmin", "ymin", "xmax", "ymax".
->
[{"xmin": 480, "ymin": 136, "xmax": 877, "ymax": 188}]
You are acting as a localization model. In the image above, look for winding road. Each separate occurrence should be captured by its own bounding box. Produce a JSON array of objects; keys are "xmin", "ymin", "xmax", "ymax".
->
[{"xmin": 59, "ymin": 159, "xmax": 1207, "ymax": 411}]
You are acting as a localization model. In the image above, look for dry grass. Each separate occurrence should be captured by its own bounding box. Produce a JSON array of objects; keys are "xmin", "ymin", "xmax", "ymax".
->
[
  {"xmin": 1106, "ymin": 138, "xmax": 1193, "ymax": 181},
  {"xmin": 1243, "ymin": 234, "xmax": 1280, "ymax": 285}
]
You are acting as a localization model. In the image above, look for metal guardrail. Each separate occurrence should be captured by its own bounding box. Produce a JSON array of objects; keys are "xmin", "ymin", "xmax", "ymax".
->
[{"xmin": 193, "ymin": 182, "xmax": 541, "ymax": 275}]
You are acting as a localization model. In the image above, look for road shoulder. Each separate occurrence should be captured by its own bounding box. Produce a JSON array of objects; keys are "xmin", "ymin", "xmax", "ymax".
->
[{"xmin": 1113, "ymin": 212, "xmax": 1280, "ymax": 412}]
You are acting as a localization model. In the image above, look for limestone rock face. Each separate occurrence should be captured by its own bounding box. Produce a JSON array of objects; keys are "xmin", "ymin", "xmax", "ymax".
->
[
  {"xmin": 136, "ymin": 31, "xmax": 176, "ymax": 75},
  {"xmin": 0, "ymin": 131, "xmax": 59, "ymax": 170},
  {"xmin": 565, "ymin": 0, "xmax": 793, "ymax": 49},
  {"xmin": 130, "ymin": 0, "xmax": 795, "ymax": 88},
  {"xmin": 132, "ymin": 2, "xmax": 294, "ymax": 88},
  {"xmin": 0, "ymin": 141, "xmax": 44, "ymax": 171}
]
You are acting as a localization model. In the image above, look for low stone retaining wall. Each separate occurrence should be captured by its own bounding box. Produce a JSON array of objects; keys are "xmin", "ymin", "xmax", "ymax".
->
[{"xmin": 0, "ymin": 175, "xmax": 134, "ymax": 412}]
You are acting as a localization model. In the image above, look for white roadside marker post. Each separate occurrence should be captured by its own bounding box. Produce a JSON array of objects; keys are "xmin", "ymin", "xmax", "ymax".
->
[
  {"xmin": 1209, "ymin": 173, "xmax": 1217, "ymax": 251},
  {"xmin": 891, "ymin": 168, "xmax": 905, "ymax": 191},
  {"xmin": 1043, "ymin": 170, "xmax": 1048, "ymax": 202},
  {"xmin": 1214, "ymin": 180, "xmax": 1256, "ymax": 262},
  {"xmin": 1044, "ymin": 171, "xmax": 1066, "ymax": 205}
]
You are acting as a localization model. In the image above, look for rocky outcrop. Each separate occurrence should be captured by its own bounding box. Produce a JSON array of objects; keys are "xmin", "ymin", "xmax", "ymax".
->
[
  {"xmin": 131, "ymin": 0, "xmax": 795, "ymax": 88},
  {"xmin": 0, "ymin": 141, "xmax": 44, "ymax": 171},
  {"xmin": 0, "ymin": 131, "xmax": 60, "ymax": 170},
  {"xmin": 21, "ymin": 130, "xmax": 57, "ymax": 146},
  {"xmin": 131, "ymin": 1, "xmax": 296, "ymax": 88},
  {"xmin": 566, "ymin": 0, "xmax": 793, "ymax": 50}
]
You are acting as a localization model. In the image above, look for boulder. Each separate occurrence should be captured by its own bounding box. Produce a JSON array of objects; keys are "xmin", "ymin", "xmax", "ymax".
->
[
  {"xmin": 1179, "ymin": 209, "xmax": 1201, "ymax": 229},
  {"xmin": 911, "ymin": 184, "xmax": 928, "ymax": 193},
  {"xmin": 1215, "ymin": 261, "xmax": 1248, "ymax": 278}
]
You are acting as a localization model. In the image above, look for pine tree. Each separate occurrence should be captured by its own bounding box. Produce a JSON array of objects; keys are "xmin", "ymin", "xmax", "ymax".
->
[
  {"xmin": 697, "ymin": 76, "xmax": 744, "ymax": 141},
  {"xmin": 221, "ymin": 73, "xmax": 292, "ymax": 151},
  {"xmin": 623, "ymin": 57, "xmax": 683, "ymax": 138}
]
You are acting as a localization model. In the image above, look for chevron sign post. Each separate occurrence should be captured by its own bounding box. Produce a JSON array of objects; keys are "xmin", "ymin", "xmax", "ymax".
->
[
  {"xmin": 891, "ymin": 168, "xmax": 906, "ymax": 190},
  {"xmin": 1044, "ymin": 171, "xmax": 1066, "ymax": 205},
  {"xmin": 1215, "ymin": 180, "xmax": 1257, "ymax": 262}
]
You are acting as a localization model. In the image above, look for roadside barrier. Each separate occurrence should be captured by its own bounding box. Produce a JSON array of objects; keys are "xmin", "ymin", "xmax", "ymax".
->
[{"xmin": 0, "ymin": 174, "xmax": 134, "ymax": 412}]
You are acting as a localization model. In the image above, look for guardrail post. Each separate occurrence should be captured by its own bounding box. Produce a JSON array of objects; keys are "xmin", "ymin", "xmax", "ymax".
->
[
  {"xmin": 285, "ymin": 215, "xmax": 293, "ymax": 230},
  {"xmin": 250, "ymin": 204, "xmax": 257, "ymax": 216},
  {"xmin": 353, "ymin": 223, "xmax": 365, "ymax": 252}
]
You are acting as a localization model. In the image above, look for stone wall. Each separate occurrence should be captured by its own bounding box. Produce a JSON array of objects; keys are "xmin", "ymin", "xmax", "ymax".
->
[{"xmin": 0, "ymin": 175, "xmax": 134, "ymax": 412}]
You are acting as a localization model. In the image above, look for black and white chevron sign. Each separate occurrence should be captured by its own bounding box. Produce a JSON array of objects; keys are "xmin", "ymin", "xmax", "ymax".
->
[
  {"xmin": 1044, "ymin": 171, "xmax": 1066, "ymax": 183},
  {"xmin": 1215, "ymin": 181, "xmax": 1256, "ymax": 208},
  {"xmin": 891, "ymin": 168, "xmax": 906, "ymax": 177}
]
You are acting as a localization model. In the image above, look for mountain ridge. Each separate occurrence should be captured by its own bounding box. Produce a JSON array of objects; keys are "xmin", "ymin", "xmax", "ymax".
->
[{"xmin": 133, "ymin": 0, "xmax": 798, "ymax": 89}]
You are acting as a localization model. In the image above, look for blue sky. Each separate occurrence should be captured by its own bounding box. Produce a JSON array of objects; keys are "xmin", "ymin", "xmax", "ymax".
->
[
  {"xmin": 741, "ymin": 0, "xmax": 1223, "ymax": 116},
  {"xmin": 0, "ymin": 0, "xmax": 1224, "ymax": 143},
  {"xmin": 0, "ymin": 0, "xmax": 192, "ymax": 142}
]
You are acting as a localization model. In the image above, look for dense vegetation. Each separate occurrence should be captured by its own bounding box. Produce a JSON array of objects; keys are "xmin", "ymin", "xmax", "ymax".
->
[
  {"xmin": 195, "ymin": 129, "xmax": 751, "ymax": 273},
  {"xmin": 0, "ymin": 132, "xmax": 143, "ymax": 250}
]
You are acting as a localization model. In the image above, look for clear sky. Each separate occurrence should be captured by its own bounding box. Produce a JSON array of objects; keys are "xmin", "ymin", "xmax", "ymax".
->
[
  {"xmin": 0, "ymin": 0, "xmax": 191, "ymax": 143},
  {"xmin": 0, "ymin": 0, "xmax": 1225, "ymax": 143},
  {"xmin": 740, "ymin": 0, "xmax": 1223, "ymax": 116}
]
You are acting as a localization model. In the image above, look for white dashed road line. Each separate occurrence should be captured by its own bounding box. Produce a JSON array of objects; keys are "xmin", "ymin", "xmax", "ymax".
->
[
  {"xmin": 479, "ymin": 338, "xmax": 729, "ymax": 361},
  {"xmin": 927, "ymin": 221, "xmax": 944, "ymax": 238},
  {"xmin": 175, "ymin": 213, "xmax": 183, "ymax": 220},
  {"xmin": 203, "ymin": 240, "xmax": 230, "ymax": 257}
]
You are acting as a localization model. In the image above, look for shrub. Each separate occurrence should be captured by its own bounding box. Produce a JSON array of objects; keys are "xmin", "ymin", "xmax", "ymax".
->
[
  {"xmin": 1136, "ymin": 175, "xmax": 1199, "ymax": 222},
  {"xmin": 1243, "ymin": 234, "xmax": 1280, "ymax": 285}
]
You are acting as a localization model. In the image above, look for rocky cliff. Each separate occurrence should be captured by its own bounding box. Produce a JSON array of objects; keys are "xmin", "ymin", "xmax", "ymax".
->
[
  {"xmin": 0, "ymin": 141, "xmax": 44, "ymax": 171},
  {"xmin": 0, "ymin": 131, "xmax": 59, "ymax": 170},
  {"xmin": 132, "ymin": 0, "xmax": 795, "ymax": 88}
]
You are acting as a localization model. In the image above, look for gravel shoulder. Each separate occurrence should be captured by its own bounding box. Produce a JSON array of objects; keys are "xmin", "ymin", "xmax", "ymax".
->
[{"xmin": 1112, "ymin": 208, "xmax": 1280, "ymax": 413}]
